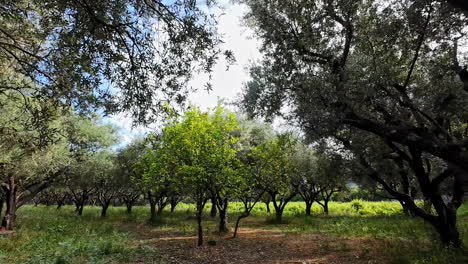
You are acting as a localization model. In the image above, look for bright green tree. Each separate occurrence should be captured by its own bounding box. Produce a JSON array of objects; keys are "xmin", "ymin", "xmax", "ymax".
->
[
  {"xmin": 251, "ymin": 133, "xmax": 298, "ymax": 223},
  {"xmin": 150, "ymin": 105, "xmax": 239, "ymax": 246}
]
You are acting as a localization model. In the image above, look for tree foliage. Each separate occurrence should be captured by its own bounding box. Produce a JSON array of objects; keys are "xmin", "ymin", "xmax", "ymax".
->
[{"xmin": 1, "ymin": 0, "xmax": 231, "ymax": 121}]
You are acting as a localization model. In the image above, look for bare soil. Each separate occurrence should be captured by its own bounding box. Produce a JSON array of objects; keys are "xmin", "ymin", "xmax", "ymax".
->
[{"xmin": 119, "ymin": 223, "xmax": 388, "ymax": 264}]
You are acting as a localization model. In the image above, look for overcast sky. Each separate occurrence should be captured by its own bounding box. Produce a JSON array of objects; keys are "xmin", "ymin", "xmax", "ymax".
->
[{"xmin": 105, "ymin": 2, "xmax": 261, "ymax": 147}]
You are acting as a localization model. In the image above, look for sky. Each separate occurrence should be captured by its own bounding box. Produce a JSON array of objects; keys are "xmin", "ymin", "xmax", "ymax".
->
[{"xmin": 105, "ymin": 2, "xmax": 262, "ymax": 148}]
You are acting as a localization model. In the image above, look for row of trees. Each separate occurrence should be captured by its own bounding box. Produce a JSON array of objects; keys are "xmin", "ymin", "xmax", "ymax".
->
[
  {"xmin": 0, "ymin": 90, "xmax": 120, "ymax": 229},
  {"xmin": 0, "ymin": 99, "xmax": 347, "ymax": 243},
  {"xmin": 133, "ymin": 106, "xmax": 348, "ymax": 245}
]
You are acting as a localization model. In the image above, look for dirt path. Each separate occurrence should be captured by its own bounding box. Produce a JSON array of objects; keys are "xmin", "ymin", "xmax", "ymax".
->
[{"xmin": 118, "ymin": 223, "xmax": 388, "ymax": 264}]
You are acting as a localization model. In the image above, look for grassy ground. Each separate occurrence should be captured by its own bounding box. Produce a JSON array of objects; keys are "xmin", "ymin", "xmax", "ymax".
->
[{"xmin": 0, "ymin": 201, "xmax": 466, "ymax": 264}]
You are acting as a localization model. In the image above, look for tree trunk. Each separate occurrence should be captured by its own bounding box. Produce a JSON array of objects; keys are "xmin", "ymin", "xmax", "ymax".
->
[
  {"xmin": 170, "ymin": 197, "xmax": 179, "ymax": 213},
  {"xmin": 323, "ymin": 201, "xmax": 329, "ymax": 214},
  {"xmin": 218, "ymin": 199, "xmax": 229, "ymax": 233},
  {"xmin": 1, "ymin": 180, "xmax": 17, "ymax": 230},
  {"xmin": 148, "ymin": 191, "xmax": 157, "ymax": 221},
  {"xmin": 399, "ymin": 201, "xmax": 411, "ymax": 216},
  {"xmin": 210, "ymin": 197, "xmax": 217, "ymax": 217},
  {"xmin": 0, "ymin": 196, "xmax": 4, "ymax": 219},
  {"xmin": 101, "ymin": 203, "xmax": 109, "ymax": 217},
  {"xmin": 157, "ymin": 200, "xmax": 167, "ymax": 215},
  {"xmin": 265, "ymin": 201, "xmax": 270, "ymax": 213},
  {"xmin": 126, "ymin": 203, "xmax": 132, "ymax": 214},
  {"xmin": 275, "ymin": 209, "xmax": 283, "ymax": 223},
  {"xmin": 305, "ymin": 201, "xmax": 313, "ymax": 216},
  {"xmin": 78, "ymin": 204, "xmax": 84, "ymax": 216},
  {"xmin": 436, "ymin": 216, "xmax": 461, "ymax": 247},
  {"xmin": 56, "ymin": 196, "xmax": 66, "ymax": 210},
  {"xmin": 233, "ymin": 213, "xmax": 248, "ymax": 238},
  {"xmin": 197, "ymin": 210, "xmax": 203, "ymax": 246},
  {"xmin": 431, "ymin": 197, "xmax": 462, "ymax": 247},
  {"xmin": 149, "ymin": 201, "xmax": 156, "ymax": 221}
]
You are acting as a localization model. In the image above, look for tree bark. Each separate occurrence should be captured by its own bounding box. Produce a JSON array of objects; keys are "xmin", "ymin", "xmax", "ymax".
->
[
  {"xmin": 431, "ymin": 196, "xmax": 461, "ymax": 247},
  {"xmin": 305, "ymin": 201, "xmax": 312, "ymax": 216},
  {"xmin": 210, "ymin": 196, "xmax": 217, "ymax": 217},
  {"xmin": 197, "ymin": 210, "xmax": 203, "ymax": 246},
  {"xmin": 126, "ymin": 203, "xmax": 133, "ymax": 214},
  {"xmin": 148, "ymin": 191, "xmax": 157, "ymax": 221},
  {"xmin": 323, "ymin": 201, "xmax": 329, "ymax": 214},
  {"xmin": 0, "ymin": 195, "xmax": 4, "ymax": 219},
  {"xmin": 1, "ymin": 179, "xmax": 17, "ymax": 230},
  {"xmin": 101, "ymin": 203, "xmax": 110, "ymax": 217},
  {"xmin": 233, "ymin": 213, "xmax": 248, "ymax": 238},
  {"xmin": 275, "ymin": 209, "xmax": 283, "ymax": 223},
  {"xmin": 170, "ymin": 197, "xmax": 179, "ymax": 213},
  {"xmin": 149, "ymin": 201, "xmax": 156, "ymax": 221},
  {"xmin": 77, "ymin": 203, "xmax": 84, "ymax": 216},
  {"xmin": 157, "ymin": 200, "xmax": 167, "ymax": 215},
  {"xmin": 56, "ymin": 196, "xmax": 66, "ymax": 210},
  {"xmin": 265, "ymin": 201, "xmax": 270, "ymax": 213},
  {"xmin": 217, "ymin": 198, "xmax": 229, "ymax": 233}
]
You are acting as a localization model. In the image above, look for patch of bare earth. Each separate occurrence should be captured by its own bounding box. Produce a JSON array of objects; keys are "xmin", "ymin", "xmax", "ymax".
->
[{"xmin": 120, "ymin": 223, "xmax": 387, "ymax": 264}]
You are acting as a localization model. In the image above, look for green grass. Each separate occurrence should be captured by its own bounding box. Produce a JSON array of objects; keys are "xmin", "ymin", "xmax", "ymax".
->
[{"xmin": 0, "ymin": 201, "xmax": 466, "ymax": 263}]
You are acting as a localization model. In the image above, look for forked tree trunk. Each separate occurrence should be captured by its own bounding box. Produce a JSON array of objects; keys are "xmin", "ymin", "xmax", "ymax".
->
[
  {"xmin": 265, "ymin": 201, "xmax": 270, "ymax": 213},
  {"xmin": 157, "ymin": 199, "xmax": 167, "ymax": 215}
]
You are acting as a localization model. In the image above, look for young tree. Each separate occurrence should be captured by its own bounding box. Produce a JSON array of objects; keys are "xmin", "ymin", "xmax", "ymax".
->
[
  {"xmin": 313, "ymin": 151, "xmax": 348, "ymax": 215},
  {"xmin": 135, "ymin": 135, "xmax": 177, "ymax": 221},
  {"xmin": 64, "ymin": 115, "xmax": 117, "ymax": 216},
  {"xmin": 94, "ymin": 151, "xmax": 120, "ymax": 218},
  {"xmin": 116, "ymin": 140, "xmax": 146, "ymax": 214},
  {"xmin": 252, "ymin": 133, "xmax": 298, "ymax": 223},
  {"xmin": 154, "ymin": 106, "xmax": 239, "ymax": 246},
  {"xmin": 291, "ymin": 144, "xmax": 323, "ymax": 216}
]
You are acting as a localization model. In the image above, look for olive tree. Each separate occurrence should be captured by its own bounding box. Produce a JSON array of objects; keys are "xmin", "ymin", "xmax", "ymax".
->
[
  {"xmin": 0, "ymin": 0, "xmax": 231, "ymax": 122},
  {"xmin": 241, "ymin": 0, "xmax": 468, "ymax": 247}
]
